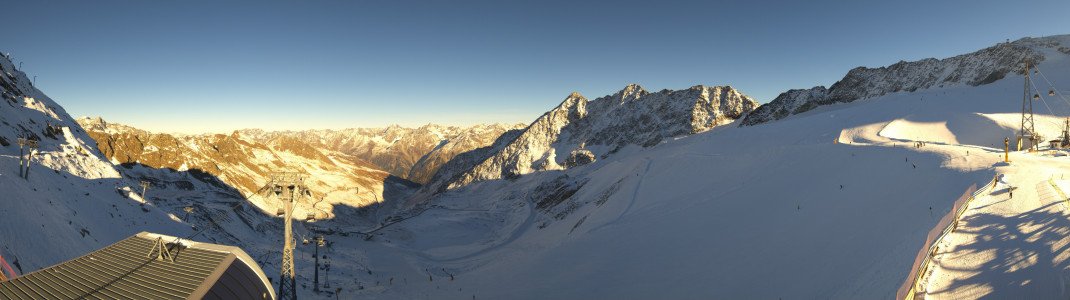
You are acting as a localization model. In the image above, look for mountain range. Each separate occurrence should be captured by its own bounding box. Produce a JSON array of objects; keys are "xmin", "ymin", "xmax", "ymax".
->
[{"xmin": 4, "ymin": 34, "xmax": 1070, "ymax": 299}]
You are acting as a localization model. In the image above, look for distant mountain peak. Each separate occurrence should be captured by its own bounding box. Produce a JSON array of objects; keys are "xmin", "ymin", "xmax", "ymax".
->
[
  {"xmin": 569, "ymin": 91, "xmax": 588, "ymax": 100},
  {"xmin": 611, "ymin": 84, "xmax": 648, "ymax": 103},
  {"xmin": 741, "ymin": 34, "xmax": 1070, "ymax": 126},
  {"xmin": 411, "ymin": 83, "xmax": 758, "ymax": 203}
]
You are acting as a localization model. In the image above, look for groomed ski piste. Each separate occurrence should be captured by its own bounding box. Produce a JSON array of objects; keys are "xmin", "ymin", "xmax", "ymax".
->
[
  {"xmin": 325, "ymin": 42, "xmax": 1070, "ymax": 299},
  {"xmin": 917, "ymin": 147, "xmax": 1070, "ymax": 299},
  {"xmin": 4, "ymin": 36, "xmax": 1070, "ymax": 299}
]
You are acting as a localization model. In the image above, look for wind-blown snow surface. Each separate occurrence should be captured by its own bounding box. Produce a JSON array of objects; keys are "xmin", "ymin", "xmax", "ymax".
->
[
  {"xmin": 0, "ymin": 53, "xmax": 192, "ymax": 275},
  {"xmin": 6, "ymin": 33, "xmax": 1070, "ymax": 299},
  {"xmin": 406, "ymin": 84, "xmax": 758, "ymax": 208},
  {"xmin": 920, "ymin": 152, "xmax": 1070, "ymax": 299},
  {"xmin": 334, "ymin": 38, "xmax": 1070, "ymax": 299}
]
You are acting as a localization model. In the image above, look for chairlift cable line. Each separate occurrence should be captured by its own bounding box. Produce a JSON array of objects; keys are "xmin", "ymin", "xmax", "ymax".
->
[
  {"xmin": 1032, "ymin": 66, "xmax": 1070, "ymax": 111},
  {"xmin": 181, "ymin": 177, "xmax": 301, "ymax": 241},
  {"xmin": 1031, "ymin": 78, "xmax": 1058, "ymax": 115},
  {"xmin": 1028, "ymin": 77, "xmax": 1061, "ymax": 127},
  {"xmin": 1028, "ymin": 69, "xmax": 1064, "ymax": 123}
]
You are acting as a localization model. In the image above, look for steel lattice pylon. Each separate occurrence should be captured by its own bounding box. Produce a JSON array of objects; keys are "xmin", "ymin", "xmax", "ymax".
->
[
  {"xmin": 268, "ymin": 172, "xmax": 307, "ymax": 300},
  {"xmin": 1020, "ymin": 63, "xmax": 1039, "ymax": 151}
]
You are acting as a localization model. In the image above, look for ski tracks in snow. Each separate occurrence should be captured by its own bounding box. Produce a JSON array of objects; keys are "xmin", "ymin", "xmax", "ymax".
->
[{"xmin": 585, "ymin": 157, "xmax": 653, "ymax": 234}]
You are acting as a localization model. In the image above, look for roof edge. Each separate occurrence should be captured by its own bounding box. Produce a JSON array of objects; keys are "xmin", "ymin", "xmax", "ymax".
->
[{"xmin": 136, "ymin": 232, "xmax": 276, "ymax": 300}]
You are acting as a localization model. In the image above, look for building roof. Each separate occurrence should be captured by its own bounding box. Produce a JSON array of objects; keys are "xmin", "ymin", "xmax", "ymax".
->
[{"xmin": 0, "ymin": 232, "xmax": 275, "ymax": 300}]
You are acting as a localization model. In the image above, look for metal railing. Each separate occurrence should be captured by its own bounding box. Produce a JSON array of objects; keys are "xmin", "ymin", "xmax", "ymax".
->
[
  {"xmin": 898, "ymin": 176, "xmax": 998, "ymax": 299},
  {"xmin": 1048, "ymin": 176, "xmax": 1069, "ymax": 207}
]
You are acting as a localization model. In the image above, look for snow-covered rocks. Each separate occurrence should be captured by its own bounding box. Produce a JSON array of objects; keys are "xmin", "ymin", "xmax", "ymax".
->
[
  {"xmin": 565, "ymin": 148, "xmax": 595, "ymax": 168},
  {"xmin": 436, "ymin": 84, "xmax": 758, "ymax": 193},
  {"xmin": 238, "ymin": 123, "xmax": 524, "ymax": 184},
  {"xmin": 741, "ymin": 36, "xmax": 1063, "ymax": 126},
  {"xmin": 77, "ymin": 118, "xmax": 420, "ymax": 218},
  {"xmin": 0, "ymin": 50, "xmax": 193, "ymax": 275}
]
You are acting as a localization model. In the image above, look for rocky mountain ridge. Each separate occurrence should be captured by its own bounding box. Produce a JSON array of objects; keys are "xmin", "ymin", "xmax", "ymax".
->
[
  {"xmin": 408, "ymin": 84, "xmax": 758, "ymax": 206},
  {"xmin": 741, "ymin": 36, "xmax": 1070, "ymax": 125},
  {"xmin": 237, "ymin": 123, "xmax": 524, "ymax": 184},
  {"xmin": 77, "ymin": 117, "xmax": 419, "ymax": 219}
]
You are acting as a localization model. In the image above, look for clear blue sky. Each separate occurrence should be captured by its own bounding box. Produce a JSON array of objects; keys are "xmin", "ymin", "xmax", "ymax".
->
[{"xmin": 5, "ymin": 0, "xmax": 1070, "ymax": 133}]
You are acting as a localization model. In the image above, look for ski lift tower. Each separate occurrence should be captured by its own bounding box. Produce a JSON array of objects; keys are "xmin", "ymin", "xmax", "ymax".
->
[
  {"xmin": 303, "ymin": 235, "xmax": 325, "ymax": 292},
  {"xmin": 139, "ymin": 180, "xmax": 151, "ymax": 200},
  {"xmin": 1061, "ymin": 118, "xmax": 1070, "ymax": 148},
  {"xmin": 1020, "ymin": 62, "xmax": 1040, "ymax": 151},
  {"xmin": 269, "ymin": 171, "xmax": 309, "ymax": 300}
]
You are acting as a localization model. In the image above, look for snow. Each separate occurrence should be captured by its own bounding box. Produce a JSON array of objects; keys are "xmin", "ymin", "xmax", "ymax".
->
[
  {"xmin": 322, "ymin": 36, "xmax": 1070, "ymax": 299},
  {"xmin": 430, "ymin": 84, "xmax": 757, "ymax": 198},
  {"xmin": 340, "ymin": 89, "xmax": 1010, "ymax": 298},
  {"xmin": 5, "ymin": 34, "xmax": 1070, "ymax": 299},
  {"xmin": 920, "ymin": 153, "xmax": 1070, "ymax": 298}
]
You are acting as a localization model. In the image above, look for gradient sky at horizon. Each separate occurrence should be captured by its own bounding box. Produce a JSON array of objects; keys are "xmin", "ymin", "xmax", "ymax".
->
[{"xmin": 5, "ymin": 0, "xmax": 1070, "ymax": 133}]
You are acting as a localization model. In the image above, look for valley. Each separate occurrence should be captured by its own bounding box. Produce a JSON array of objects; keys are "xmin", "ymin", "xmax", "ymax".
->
[{"xmin": 2, "ymin": 14, "xmax": 1070, "ymax": 298}]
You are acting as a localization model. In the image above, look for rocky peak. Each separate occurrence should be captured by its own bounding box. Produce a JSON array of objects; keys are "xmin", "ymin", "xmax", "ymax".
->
[
  {"xmin": 423, "ymin": 84, "xmax": 758, "ymax": 196},
  {"xmin": 741, "ymin": 35, "xmax": 1067, "ymax": 126},
  {"xmin": 612, "ymin": 84, "xmax": 649, "ymax": 103},
  {"xmin": 77, "ymin": 118, "xmax": 416, "ymax": 215},
  {"xmin": 228, "ymin": 123, "xmax": 523, "ymax": 184}
]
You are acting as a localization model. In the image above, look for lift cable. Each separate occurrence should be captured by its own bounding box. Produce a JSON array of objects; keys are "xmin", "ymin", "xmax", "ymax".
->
[
  {"xmin": 1030, "ymin": 76, "xmax": 1060, "ymax": 118},
  {"xmin": 1033, "ymin": 66, "xmax": 1070, "ymax": 111}
]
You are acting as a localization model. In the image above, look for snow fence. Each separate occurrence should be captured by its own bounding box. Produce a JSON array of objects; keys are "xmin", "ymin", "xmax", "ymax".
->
[{"xmin": 897, "ymin": 176, "xmax": 997, "ymax": 299}]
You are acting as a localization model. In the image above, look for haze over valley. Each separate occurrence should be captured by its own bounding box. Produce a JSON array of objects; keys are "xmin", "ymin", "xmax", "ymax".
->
[{"xmin": 3, "ymin": 1, "xmax": 1070, "ymax": 299}]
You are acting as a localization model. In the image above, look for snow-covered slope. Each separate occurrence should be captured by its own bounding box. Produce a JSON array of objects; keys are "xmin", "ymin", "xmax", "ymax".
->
[
  {"xmin": 409, "ymin": 84, "xmax": 757, "ymax": 206},
  {"xmin": 0, "ymin": 53, "xmax": 192, "ymax": 275},
  {"xmin": 239, "ymin": 123, "xmax": 524, "ymax": 184},
  {"xmin": 11, "ymin": 33, "xmax": 1070, "ymax": 300},
  {"xmin": 741, "ymin": 36, "xmax": 1062, "ymax": 125},
  {"xmin": 322, "ymin": 35, "xmax": 1070, "ymax": 299},
  {"xmin": 77, "ymin": 117, "xmax": 419, "ymax": 219}
]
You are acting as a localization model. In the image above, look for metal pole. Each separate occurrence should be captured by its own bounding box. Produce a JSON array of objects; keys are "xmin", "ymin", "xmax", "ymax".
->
[
  {"xmin": 24, "ymin": 140, "xmax": 37, "ymax": 180},
  {"xmin": 1004, "ymin": 137, "xmax": 1010, "ymax": 163},
  {"xmin": 17, "ymin": 138, "xmax": 25, "ymax": 178},
  {"xmin": 323, "ymin": 258, "xmax": 330, "ymax": 288},
  {"xmin": 313, "ymin": 238, "xmax": 320, "ymax": 292},
  {"xmin": 140, "ymin": 181, "xmax": 150, "ymax": 200},
  {"xmin": 24, "ymin": 148, "xmax": 29, "ymax": 180}
]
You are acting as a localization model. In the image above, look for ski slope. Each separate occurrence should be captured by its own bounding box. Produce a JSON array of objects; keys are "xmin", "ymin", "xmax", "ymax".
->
[
  {"xmin": 280, "ymin": 38, "xmax": 1070, "ymax": 299},
  {"xmin": 0, "ymin": 53, "xmax": 194, "ymax": 277},
  {"xmin": 919, "ymin": 152, "xmax": 1070, "ymax": 298},
  {"xmin": 6, "ymin": 35, "xmax": 1070, "ymax": 299},
  {"xmin": 327, "ymin": 70, "xmax": 1070, "ymax": 299}
]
